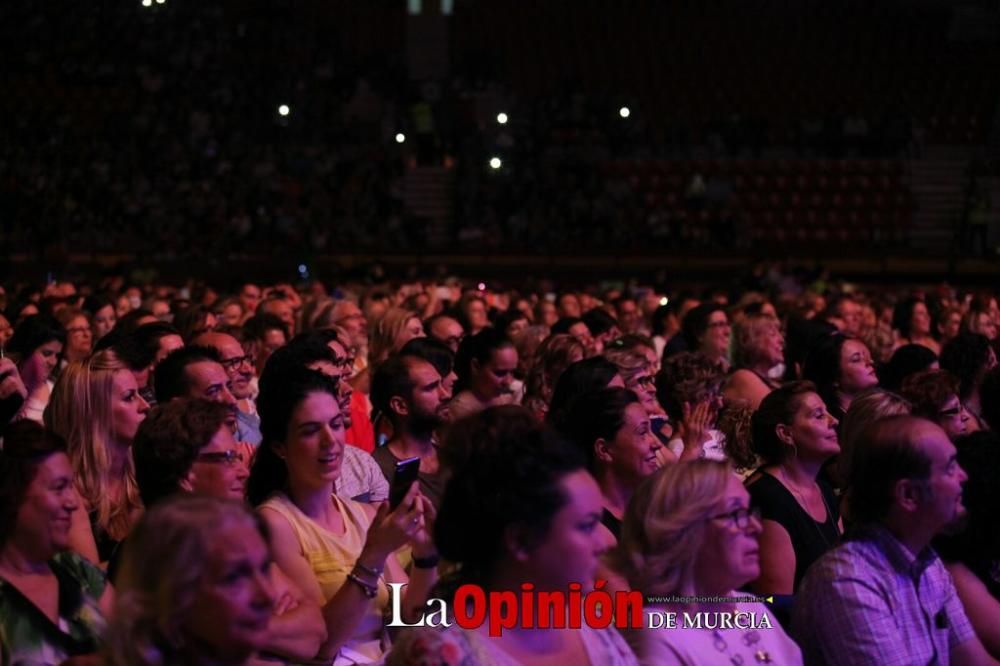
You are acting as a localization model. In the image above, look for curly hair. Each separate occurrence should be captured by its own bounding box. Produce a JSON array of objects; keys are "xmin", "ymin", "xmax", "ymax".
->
[
  {"xmin": 900, "ymin": 369, "xmax": 961, "ymax": 421},
  {"xmin": 655, "ymin": 352, "xmax": 724, "ymax": 421},
  {"xmin": 525, "ymin": 333, "xmax": 586, "ymax": 407}
]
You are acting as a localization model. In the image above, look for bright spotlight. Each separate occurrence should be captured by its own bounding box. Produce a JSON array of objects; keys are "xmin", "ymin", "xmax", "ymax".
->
[
  {"xmin": 278, "ymin": 104, "xmax": 290, "ymax": 117},
  {"xmin": 154, "ymin": 0, "xmax": 165, "ymax": 4},
  {"xmin": 395, "ymin": 133, "xmax": 406, "ymax": 144},
  {"xmin": 141, "ymin": 0, "xmax": 152, "ymax": 6},
  {"xmin": 477, "ymin": 282, "xmax": 486, "ymax": 291},
  {"xmin": 659, "ymin": 296, "xmax": 669, "ymax": 306},
  {"xmin": 489, "ymin": 157, "xmax": 502, "ymax": 170},
  {"xmin": 619, "ymin": 106, "xmax": 631, "ymax": 118},
  {"xmin": 497, "ymin": 112, "xmax": 508, "ymax": 125}
]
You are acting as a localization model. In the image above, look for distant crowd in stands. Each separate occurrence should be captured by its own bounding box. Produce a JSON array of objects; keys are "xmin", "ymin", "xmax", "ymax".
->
[{"xmin": 3, "ymin": 270, "xmax": 1000, "ymax": 664}]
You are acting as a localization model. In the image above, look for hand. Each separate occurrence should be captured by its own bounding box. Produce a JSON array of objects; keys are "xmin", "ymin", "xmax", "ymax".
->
[
  {"xmin": 0, "ymin": 359, "xmax": 27, "ymax": 401},
  {"xmin": 680, "ymin": 400, "xmax": 714, "ymax": 458},
  {"xmin": 360, "ymin": 482, "xmax": 425, "ymax": 563},
  {"xmin": 410, "ymin": 495, "xmax": 438, "ymax": 560},
  {"xmin": 273, "ymin": 589, "xmax": 299, "ymax": 615}
]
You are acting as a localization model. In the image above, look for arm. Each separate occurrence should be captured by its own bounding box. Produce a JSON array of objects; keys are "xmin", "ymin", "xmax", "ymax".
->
[
  {"xmin": 67, "ymin": 488, "xmax": 100, "ymax": 565},
  {"xmin": 260, "ymin": 506, "xmax": 380, "ymax": 661},
  {"xmin": 750, "ymin": 519, "xmax": 795, "ymax": 596},
  {"xmin": 947, "ymin": 563, "xmax": 1000, "ymax": 661},
  {"xmin": 259, "ymin": 565, "xmax": 328, "ymax": 661},
  {"xmin": 376, "ymin": 495, "xmax": 438, "ymax": 622}
]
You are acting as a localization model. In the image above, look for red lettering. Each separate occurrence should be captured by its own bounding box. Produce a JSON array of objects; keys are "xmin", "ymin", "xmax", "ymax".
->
[
  {"xmin": 615, "ymin": 590, "xmax": 645, "ymax": 630},
  {"xmin": 537, "ymin": 591, "xmax": 567, "ymax": 628},
  {"xmin": 453, "ymin": 584, "xmax": 486, "ymax": 629},
  {"xmin": 488, "ymin": 591, "xmax": 518, "ymax": 637}
]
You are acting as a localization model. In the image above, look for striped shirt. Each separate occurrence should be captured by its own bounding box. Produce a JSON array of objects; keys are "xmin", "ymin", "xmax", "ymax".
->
[{"xmin": 792, "ymin": 524, "xmax": 975, "ymax": 666}]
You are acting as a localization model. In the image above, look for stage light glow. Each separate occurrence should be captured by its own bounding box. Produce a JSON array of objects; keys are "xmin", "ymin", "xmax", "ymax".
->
[
  {"xmin": 619, "ymin": 106, "xmax": 631, "ymax": 118},
  {"xmin": 478, "ymin": 282, "xmax": 486, "ymax": 291},
  {"xmin": 278, "ymin": 104, "xmax": 290, "ymax": 116},
  {"xmin": 395, "ymin": 133, "xmax": 406, "ymax": 143},
  {"xmin": 141, "ymin": 0, "xmax": 152, "ymax": 6},
  {"xmin": 489, "ymin": 157, "xmax": 502, "ymax": 169},
  {"xmin": 660, "ymin": 296, "xmax": 669, "ymax": 306},
  {"xmin": 497, "ymin": 112, "xmax": 508, "ymax": 125}
]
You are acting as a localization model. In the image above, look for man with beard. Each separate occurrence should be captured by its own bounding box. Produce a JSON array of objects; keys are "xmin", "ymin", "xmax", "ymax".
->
[
  {"xmin": 793, "ymin": 416, "xmax": 990, "ymax": 665},
  {"xmin": 370, "ymin": 353, "xmax": 450, "ymax": 510}
]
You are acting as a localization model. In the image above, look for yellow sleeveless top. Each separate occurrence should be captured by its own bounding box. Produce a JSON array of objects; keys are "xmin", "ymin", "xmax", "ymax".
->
[{"xmin": 260, "ymin": 492, "xmax": 388, "ymax": 665}]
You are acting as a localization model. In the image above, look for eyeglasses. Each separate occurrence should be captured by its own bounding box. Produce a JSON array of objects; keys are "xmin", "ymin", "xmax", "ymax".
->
[
  {"xmin": 709, "ymin": 506, "xmax": 761, "ymax": 530},
  {"xmin": 195, "ymin": 450, "xmax": 245, "ymax": 466},
  {"xmin": 220, "ymin": 355, "xmax": 253, "ymax": 371},
  {"xmin": 939, "ymin": 406, "xmax": 963, "ymax": 417},
  {"xmin": 634, "ymin": 374, "xmax": 656, "ymax": 388}
]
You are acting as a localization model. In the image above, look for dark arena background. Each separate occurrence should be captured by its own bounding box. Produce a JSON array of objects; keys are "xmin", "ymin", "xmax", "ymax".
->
[{"xmin": 3, "ymin": 0, "xmax": 1000, "ymax": 285}]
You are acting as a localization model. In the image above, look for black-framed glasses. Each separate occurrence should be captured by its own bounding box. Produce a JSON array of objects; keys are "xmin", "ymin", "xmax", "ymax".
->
[
  {"xmin": 939, "ymin": 407, "xmax": 963, "ymax": 417},
  {"xmin": 220, "ymin": 355, "xmax": 253, "ymax": 371},
  {"xmin": 195, "ymin": 450, "xmax": 245, "ymax": 466},
  {"xmin": 709, "ymin": 506, "xmax": 761, "ymax": 530}
]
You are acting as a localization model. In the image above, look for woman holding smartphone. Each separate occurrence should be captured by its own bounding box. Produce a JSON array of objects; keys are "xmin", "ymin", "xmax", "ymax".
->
[{"xmin": 248, "ymin": 366, "xmax": 437, "ymax": 665}]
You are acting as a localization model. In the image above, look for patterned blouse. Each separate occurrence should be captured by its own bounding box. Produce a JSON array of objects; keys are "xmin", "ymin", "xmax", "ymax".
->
[{"xmin": 0, "ymin": 551, "xmax": 108, "ymax": 666}]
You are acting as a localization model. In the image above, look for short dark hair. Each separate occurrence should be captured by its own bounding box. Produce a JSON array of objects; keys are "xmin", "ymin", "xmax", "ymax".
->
[
  {"xmin": 582, "ymin": 309, "xmax": 619, "ymax": 337},
  {"xmin": 243, "ymin": 313, "xmax": 289, "ymax": 343},
  {"xmin": 879, "ymin": 344, "xmax": 939, "ymax": 393},
  {"xmin": 370, "ymin": 354, "xmax": 422, "ymax": 425},
  {"xmin": 848, "ymin": 415, "xmax": 935, "ymax": 525},
  {"xmin": 547, "ymin": 357, "xmax": 621, "ymax": 430},
  {"xmin": 551, "ymin": 317, "xmax": 585, "ymax": 336},
  {"xmin": 131, "ymin": 322, "xmax": 182, "ymax": 368},
  {"xmin": 562, "ymin": 387, "xmax": 640, "ymax": 472},
  {"xmin": 400, "ymin": 337, "xmax": 454, "ymax": 379},
  {"xmin": 154, "ymin": 345, "xmax": 222, "ymax": 403},
  {"xmin": 133, "ymin": 398, "xmax": 232, "ymax": 507},
  {"xmin": 264, "ymin": 337, "xmax": 337, "ymax": 377},
  {"xmin": 681, "ymin": 303, "xmax": 725, "ymax": 350},
  {"xmin": 751, "ymin": 381, "xmax": 819, "ymax": 464},
  {"xmin": 0, "ymin": 421, "xmax": 67, "ymax": 546}
]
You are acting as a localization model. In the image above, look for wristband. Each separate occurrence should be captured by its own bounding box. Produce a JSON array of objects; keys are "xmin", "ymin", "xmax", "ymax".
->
[
  {"xmin": 355, "ymin": 560, "xmax": 384, "ymax": 578},
  {"xmin": 346, "ymin": 572, "xmax": 378, "ymax": 598},
  {"xmin": 412, "ymin": 553, "xmax": 440, "ymax": 569}
]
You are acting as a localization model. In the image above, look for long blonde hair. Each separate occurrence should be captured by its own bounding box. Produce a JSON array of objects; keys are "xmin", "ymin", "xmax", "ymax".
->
[
  {"xmin": 106, "ymin": 496, "xmax": 267, "ymax": 666},
  {"xmin": 616, "ymin": 460, "xmax": 732, "ymax": 596},
  {"xmin": 44, "ymin": 349, "xmax": 141, "ymax": 541}
]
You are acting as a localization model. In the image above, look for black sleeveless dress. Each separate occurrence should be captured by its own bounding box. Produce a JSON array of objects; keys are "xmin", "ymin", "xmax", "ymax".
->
[{"xmin": 746, "ymin": 471, "xmax": 841, "ymax": 590}]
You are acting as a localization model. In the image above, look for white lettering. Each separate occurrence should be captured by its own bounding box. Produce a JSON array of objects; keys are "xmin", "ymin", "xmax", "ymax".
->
[{"xmin": 385, "ymin": 582, "xmax": 424, "ymax": 628}]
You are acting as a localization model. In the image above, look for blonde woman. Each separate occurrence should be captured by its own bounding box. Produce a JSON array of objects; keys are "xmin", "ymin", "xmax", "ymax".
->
[
  {"xmin": 106, "ymin": 496, "xmax": 275, "ymax": 666},
  {"xmin": 617, "ymin": 461, "xmax": 802, "ymax": 665},
  {"xmin": 523, "ymin": 333, "xmax": 585, "ymax": 419},
  {"xmin": 45, "ymin": 349, "xmax": 150, "ymax": 567},
  {"xmin": 724, "ymin": 314, "xmax": 785, "ymax": 409}
]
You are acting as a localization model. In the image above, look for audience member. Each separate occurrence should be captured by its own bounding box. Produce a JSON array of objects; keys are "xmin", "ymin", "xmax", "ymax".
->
[
  {"xmin": 746, "ymin": 382, "xmax": 842, "ymax": 594},
  {"xmin": 793, "ymin": 416, "xmax": 990, "ymax": 664},
  {"xmin": 0, "ymin": 421, "xmax": 113, "ymax": 664}
]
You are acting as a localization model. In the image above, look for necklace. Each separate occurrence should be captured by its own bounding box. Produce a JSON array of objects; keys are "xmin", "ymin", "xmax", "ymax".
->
[
  {"xmin": 778, "ymin": 467, "xmax": 839, "ymax": 548},
  {"xmin": 711, "ymin": 629, "xmax": 773, "ymax": 664}
]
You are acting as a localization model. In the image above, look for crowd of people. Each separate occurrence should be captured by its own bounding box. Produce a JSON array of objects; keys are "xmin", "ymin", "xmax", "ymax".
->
[{"xmin": 2, "ymin": 272, "xmax": 1000, "ymax": 665}]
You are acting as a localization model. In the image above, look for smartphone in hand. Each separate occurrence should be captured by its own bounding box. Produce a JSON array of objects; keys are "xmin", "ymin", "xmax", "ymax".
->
[{"xmin": 389, "ymin": 456, "xmax": 421, "ymax": 510}]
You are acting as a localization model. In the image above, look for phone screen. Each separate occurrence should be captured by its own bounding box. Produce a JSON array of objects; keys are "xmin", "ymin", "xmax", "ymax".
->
[{"xmin": 389, "ymin": 456, "xmax": 421, "ymax": 510}]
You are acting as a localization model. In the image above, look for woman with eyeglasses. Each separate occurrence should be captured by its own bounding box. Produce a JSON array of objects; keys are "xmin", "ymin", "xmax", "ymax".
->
[
  {"xmin": 562, "ymin": 388, "xmax": 663, "ymax": 546},
  {"xmin": 604, "ymin": 340, "xmax": 665, "ymax": 420},
  {"xmin": 745, "ymin": 382, "xmax": 842, "ymax": 596},
  {"xmin": 56, "ymin": 307, "xmax": 94, "ymax": 365},
  {"xmin": 616, "ymin": 460, "xmax": 802, "ymax": 665}
]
